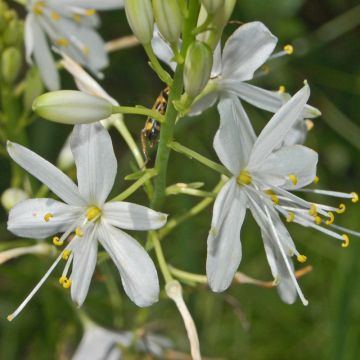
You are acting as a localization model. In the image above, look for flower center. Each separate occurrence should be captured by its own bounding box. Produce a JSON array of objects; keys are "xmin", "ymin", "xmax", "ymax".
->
[
  {"xmin": 32, "ymin": 1, "xmax": 45, "ymax": 15},
  {"xmin": 236, "ymin": 169, "xmax": 252, "ymax": 186},
  {"xmin": 86, "ymin": 206, "xmax": 102, "ymax": 222}
]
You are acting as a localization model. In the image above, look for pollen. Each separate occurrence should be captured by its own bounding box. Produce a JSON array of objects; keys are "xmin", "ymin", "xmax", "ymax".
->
[
  {"xmin": 286, "ymin": 212, "xmax": 295, "ymax": 222},
  {"xmin": 55, "ymin": 38, "xmax": 69, "ymax": 47},
  {"xmin": 85, "ymin": 9, "xmax": 96, "ymax": 16},
  {"xmin": 86, "ymin": 206, "xmax": 102, "ymax": 221},
  {"xmin": 314, "ymin": 176, "xmax": 320, "ymax": 184},
  {"xmin": 336, "ymin": 204, "xmax": 346, "ymax": 214},
  {"xmin": 51, "ymin": 11, "xmax": 60, "ymax": 21},
  {"xmin": 32, "ymin": 1, "xmax": 44, "ymax": 15},
  {"xmin": 305, "ymin": 119, "xmax": 314, "ymax": 131},
  {"xmin": 82, "ymin": 47, "xmax": 90, "ymax": 56},
  {"xmin": 341, "ymin": 234, "xmax": 350, "ymax": 248},
  {"xmin": 284, "ymin": 44, "xmax": 294, "ymax": 55},
  {"xmin": 73, "ymin": 14, "xmax": 81, "ymax": 23},
  {"xmin": 297, "ymin": 255, "xmax": 307, "ymax": 263},
  {"xmin": 271, "ymin": 195, "xmax": 279, "ymax": 205},
  {"xmin": 314, "ymin": 216, "xmax": 322, "ymax": 225},
  {"xmin": 53, "ymin": 236, "xmax": 64, "ymax": 246},
  {"xmin": 59, "ymin": 276, "xmax": 72, "ymax": 288},
  {"xmin": 309, "ymin": 204, "xmax": 317, "ymax": 216},
  {"xmin": 237, "ymin": 170, "xmax": 252, "ymax": 186},
  {"xmin": 75, "ymin": 227, "xmax": 84, "ymax": 237},
  {"xmin": 278, "ymin": 85, "xmax": 286, "ymax": 93},
  {"xmin": 288, "ymin": 174, "xmax": 298, "ymax": 185},
  {"xmin": 43, "ymin": 213, "xmax": 54, "ymax": 222},
  {"xmin": 351, "ymin": 192, "xmax": 359, "ymax": 203},
  {"xmin": 325, "ymin": 212, "xmax": 335, "ymax": 225},
  {"xmin": 62, "ymin": 250, "xmax": 71, "ymax": 260}
]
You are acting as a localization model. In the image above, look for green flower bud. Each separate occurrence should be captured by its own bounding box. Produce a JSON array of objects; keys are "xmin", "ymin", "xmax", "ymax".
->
[
  {"xmin": 152, "ymin": 0, "xmax": 183, "ymax": 44},
  {"xmin": 32, "ymin": 90, "xmax": 113, "ymax": 124},
  {"xmin": 1, "ymin": 188, "xmax": 28, "ymax": 211},
  {"xmin": 3, "ymin": 19, "xmax": 21, "ymax": 46},
  {"xmin": 184, "ymin": 41, "xmax": 213, "ymax": 99},
  {"xmin": 124, "ymin": 0, "xmax": 154, "ymax": 44},
  {"xmin": 1, "ymin": 47, "xmax": 22, "ymax": 83},
  {"xmin": 200, "ymin": 0, "xmax": 225, "ymax": 14}
]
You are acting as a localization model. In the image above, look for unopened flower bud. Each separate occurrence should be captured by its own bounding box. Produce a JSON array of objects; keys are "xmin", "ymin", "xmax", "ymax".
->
[
  {"xmin": 152, "ymin": 0, "xmax": 183, "ymax": 44},
  {"xmin": 200, "ymin": 0, "xmax": 225, "ymax": 14},
  {"xmin": 1, "ymin": 47, "xmax": 22, "ymax": 83},
  {"xmin": 184, "ymin": 41, "xmax": 213, "ymax": 99},
  {"xmin": 3, "ymin": 19, "xmax": 22, "ymax": 46},
  {"xmin": 32, "ymin": 91, "xmax": 113, "ymax": 124},
  {"xmin": 1, "ymin": 188, "xmax": 28, "ymax": 211},
  {"xmin": 124, "ymin": 0, "xmax": 154, "ymax": 44}
]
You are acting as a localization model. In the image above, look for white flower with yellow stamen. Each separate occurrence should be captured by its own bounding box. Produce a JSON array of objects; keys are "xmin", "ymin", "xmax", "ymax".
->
[
  {"xmin": 207, "ymin": 84, "xmax": 357, "ymax": 305},
  {"xmin": 25, "ymin": 0, "xmax": 123, "ymax": 90},
  {"xmin": 6, "ymin": 123, "xmax": 167, "ymax": 321}
]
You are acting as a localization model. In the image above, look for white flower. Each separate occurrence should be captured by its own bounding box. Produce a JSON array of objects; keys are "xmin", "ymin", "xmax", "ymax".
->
[
  {"xmin": 7, "ymin": 123, "xmax": 167, "ymax": 321},
  {"xmin": 207, "ymin": 84, "xmax": 357, "ymax": 305},
  {"xmin": 25, "ymin": 0, "xmax": 123, "ymax": 90}
]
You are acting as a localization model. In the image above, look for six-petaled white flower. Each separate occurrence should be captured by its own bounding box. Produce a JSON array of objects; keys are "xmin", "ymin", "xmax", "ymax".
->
[
  {"xmin": 25, "ymin": 0, "xmax": 123, "ymax": 90},
  {"xmin": 7, "ymin": 123, "xmax": 167, "ymax": 321},
  {"xmin": 207, "ymin": 84, "xmax": 357, "ymax": 305}
]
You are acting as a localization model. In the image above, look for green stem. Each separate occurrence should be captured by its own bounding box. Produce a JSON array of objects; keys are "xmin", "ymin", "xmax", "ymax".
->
[
  {"xmin": 169, "ymin": 141, "xmax": 232, "ymax": 177},
  {"xmin": 111, "ymin": 169, "xmax": 157, "ymax": 202},
  {"xmin": 192, "ymin": 14, "xmax": 214, "ymax": 35},
  {"xmin": 143, "ymin": 44, "xmax": 173, "ymax": 86},
  {"xmin": 168, "ymin": 265, "xmax": 207, "ymax": 284},
  {"xmin": 151, "ymin": 0, "xmax": 201, "ymax": 210},
  {"xmin": 149, "ymin": 231, "xmax": 173, "ymax": 283},
  {"xmin": 111, "ymin": 106, "xmax": 165, "ymax": 123}
]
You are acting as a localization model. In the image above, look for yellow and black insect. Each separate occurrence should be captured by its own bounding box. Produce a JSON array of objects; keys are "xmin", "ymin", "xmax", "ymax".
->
[{"xmin": 141, "ymin": 87, "xmax": 170, "ymax": 167}]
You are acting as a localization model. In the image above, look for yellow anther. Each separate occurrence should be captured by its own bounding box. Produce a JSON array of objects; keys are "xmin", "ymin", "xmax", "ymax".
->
[
  {"xmin": 309, "ymin": 204, "xmax": 317, "ymax": 217},
  {"xmin": 278, "ymin": 85, "xmax": 286, "ymax": 93},
  {"xmin": 284, "ymin": 44, "xmax": 294, "ymax": 55},
  {"xmin": 43, "ymin": 213, "xmax": 54, "ymax": 222},
  {"xmin": 288, "ymin": 174, "xmax": 298, "ymax": 186},
  {"xmin": 237, "ymin": 170, "xmax": 252, "ymax": 186},
  {"xmin": 351, "ymin": 192, "xmax": 359, "ymax": 203},
  {"xmin": 62, "ymin": 278, "xmax": 72, "ymax": 289},
  {"xmin": 297, "ymin": 255, "xmax": 307, "ymax": 263},
  {"xmin": 59, "ymin": 276, "xmax": 67, "ymax": 285},
  {"xmin": 314, "ymin": 176, "xmax": 320, "ymax": 184},
  {"xmin": 75, "ymin": 227, "xmax": 84, "ymax": 237},
  {"xmin": 273, "ymin": 278, "xmax": 280, "ymax": 286},
  {"xmin": 336, "ymin": 203, "xmax": 346, "ymax": 214},
  {"xmin": 305, "ymin": 119, "xmax": 314, "ymax": 131},
  {"xmin": 73, "ymin": 14, "xmax": 81, "ymax": 23},
  {"xmin": 51, "ymin": 11, "xmax": 60, "ymax": 21},
  {"xmin": 62, "ymin": 250, "xmax": 71, "ymax": 260},
  {"xmin": 55, "ymin": 38, "xmax": 69, "ymax": 47},
  {"xmin": 82, "ymin": 47, "xmax": 90, "ymax": 56},
  {"xmin": 84, "ymin": 9, "xmax": 96, "ymax": 16},
  {"xmin": 325, "ymin": 212, "xmax": 335, "ymax": 225},
  {"xmin": 341, "ymin": 234, "xmax": 350, "ymax": 248},
  {"xmin": 314, "ymin": 216, "xmax": 322, "ymax": 225},
  {"xmin": 32, "ymin": 1, "xmax": 44, "ymax": 15},
  {"xmin": 286, "ymin": 212, "xmax": 295, "ymax": 223},
  {"xmin": 86, "ymin": 206, "xmax": 101, "ymax": 222},
  {"xmin": 271, "ymin": 195, "xmax": 279, "ymax": 205},
  {"xmin": 53, "ymin": 236, "xmax": 64, "ymax": 246}
]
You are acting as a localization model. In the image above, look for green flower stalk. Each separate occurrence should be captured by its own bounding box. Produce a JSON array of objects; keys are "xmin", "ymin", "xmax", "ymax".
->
[{"xmin": 200, "ymin": 0, "xmax": 226, "ymax": 15}]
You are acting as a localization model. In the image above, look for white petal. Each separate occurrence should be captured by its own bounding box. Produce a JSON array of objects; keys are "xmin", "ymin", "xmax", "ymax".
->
[
  {"xmin": 30, "ymin": 17, "xmax": 60, "ymax": 90},
  {"xmin": 70, "ymin": 123, "xmax": 117, "ymax": 205},
  {"xmin": 98, "ymin": 221, "xmax": 159, "ymax": 307},
  {"xmin": 248, "ymin": 84, "xmax": 310, "ymax": 167},
  {"xmin": 70, "ymin": 225, "xmax": 98, "ymax": 306},
  {"xmin": 102, "ymin": 202, "xmax": 167, "ymax": 230},
  {"xmin": 24, "ymin": 14, "xmax": 35, "ymax": 64},
  {"xmin": 7, "ymin": 142, "xmax": 86, "ymax": 206},
  {"xmin": 221, "ymin": 81, "xmax": 284, "ymax": 113},
  {"xmin": 8, "ymin": 198, "xmax": 81, "ymax": 239},
  {"xmin": 222, "ymin": 22, "xmax": 277, "ymax": 81},
  {"xmin": 189, "ymin": 90, "xmax": 219, "ymax": 116},
  {"xmin": 281, "ymin": 119, "xmax": 308, "ymax": 146},
  {"xmin": 215, "ymin": 96, "xmax": 256, "ymax": 174},
  {"xmin": 151, "ymin": 27, "xmax": 176, "ymax": 72},
  {"xmin": 207, "ymin": 185, "xmax": 247, "ymax": 292},
  {"xmin": 55, "ymin": 0, "xmax": 124, "ymax": 9},
  {"xmin": 211, "ymin": 42, "xmax": 222, "ymax": 77},
  {"xmin": 251, "ymin": 145, "xmax": 318, "ymax": 189}
]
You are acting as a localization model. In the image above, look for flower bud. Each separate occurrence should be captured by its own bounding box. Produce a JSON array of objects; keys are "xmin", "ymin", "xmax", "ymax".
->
[
  {"xmin": 124, "ymin": 0, "xmax": 154, "ymax": 44},
  {"xmin": 1, "ymin": 188, "xmax": 28, "ymax": 211},
  {"xmin": 200, "ymin": 0, "xmax": 225, "ymax": 14},
  {"xmin": 184, "ymin": 41, "xmax": 213, "ymax": 99},
  {"xmin": 1, "ymin": 47, "xmax": 22, "ymax": 83},
  {"xmin": 32, "ymin": 90, "xmax": 113, "ymax": 124},
  {"xmin": 152, "ymin": 0, "xmax": 183, "ymax": 44},
  {"xmin": 3, "ymin": 19, "xmax": 22, "ymax": 46}
]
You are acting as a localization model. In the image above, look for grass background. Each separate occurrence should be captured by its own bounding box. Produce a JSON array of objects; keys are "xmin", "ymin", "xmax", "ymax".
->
[{"xmin": 1, "ymin": 0, "xmax": 360, "ymax": 359}]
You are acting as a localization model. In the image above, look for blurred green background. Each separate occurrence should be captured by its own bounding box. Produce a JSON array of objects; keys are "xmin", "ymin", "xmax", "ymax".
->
[{"xmin": 1, "ymin": 0, "xmax": 360, "ymax": 359}]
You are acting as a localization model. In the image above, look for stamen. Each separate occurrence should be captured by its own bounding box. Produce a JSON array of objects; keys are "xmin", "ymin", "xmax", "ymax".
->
[
  {"xmin": 84, "ymin": 9, "xmax": 96, "ymax": 16},
  {"xmin": 43, "ymin": 213, "xmax": 54, "ymax": 222},
  {"xmin": 32, "ymin": 1, "xmax": 44, "ymax": 15},
  {"xmin": 59, "ymin": 276, "xmax": 66, "ymax": 285},
  {"xmin": 62, "ymin": 250, "xmax": 71, "ymax": 260},
  {"xmin": 314, "ymin": 176, "xmax": 320, "ymax": 184},
  {"xmin": 86, "ymin": 206, "xmax": 102, "ymax": 222},
  {"xmin": 278, "ymin": 85, "xmax": 286, "ymax": 93},
  {"xmin": 325, "ymin": 212, "xmax": 335, "ymax": 225},
  {"xmin": 305, "ymin": 119, "xmax": 314, "ymax": 131},
  {"xmin": 286, "ymin": 212, "xmax": 295, "ymax": 222},
  {"xmin": 271, "ymin": 195, "xmax": 279, "ymax": 204},
  {"xmin": 63, "ymin": 278, "xmax": 72, "ymax": 289},
  {"xmin": 336, "ymin": 204, "xmax": 346, "ymax": 214},
  {"xmin": 284, "ymin": 44, "xmax": 294, "ymax": 55},
  {"xmin": 51, "ymin": 11, "xmax": 60, "ymax": 21},
  {"xmin": 309, "ymin": 204, "xmax": 317, "ymax": 216},
  {"xmin": 297, "ymin": 255, "xmax": 307, "ymax": 263},
  {"xmin": 73, "ymin": 14, "xmax": 81, "ymax": 23},
  {"xmin": 314, "ymin": 216, "xmax": 322, "ymax": 225},
  {"xmin": 237, "ymin": 170, "xmax": 252, "ymax": 186},
  {"xmin": 82, "ymin": 47, "xmax": 90, "ymax": 56},
  {"xmin": 53, "ymin": 236, "xmax": 63, "ymax": 246},
  {"xmin": 342, "ymin": 234, "xmax": 350, "ymax": 248},
  {"xmin": 55, "ymin": 38, "xmax": 69, "ymax": 47},
  {"xmin": 351, "ymin": 192, "xmax": 359, "ymax": 203},
  {"xmin": 288, "ymin": 174, "xmax": 298, "ymax": 186},
  {"xmin": 75, "ymin": 227, "xmax": 84, "ymax": 237}
]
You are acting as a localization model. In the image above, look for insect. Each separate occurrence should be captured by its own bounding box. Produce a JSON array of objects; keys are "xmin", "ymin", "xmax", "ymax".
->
[{"xmin": 141, "ymin": 87, "xmax": 170, "ymax": 167}]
